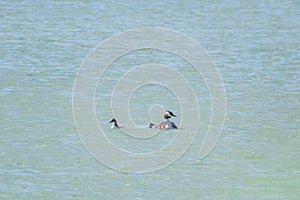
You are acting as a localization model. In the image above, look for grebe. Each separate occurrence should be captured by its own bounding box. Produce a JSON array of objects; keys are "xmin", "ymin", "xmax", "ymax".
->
[
  {"xmin": 109, "ymin": 118, "xmax": 123, "ymax": 129},
  {"xmin": 149, "ymin": 110, "xmax": 178, "ymax": 130}
]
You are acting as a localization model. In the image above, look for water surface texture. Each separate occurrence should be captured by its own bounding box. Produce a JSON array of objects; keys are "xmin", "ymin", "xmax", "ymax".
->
[{"xmin": 1, "ymin": 0, "xmax": 299, "ymax": 199}]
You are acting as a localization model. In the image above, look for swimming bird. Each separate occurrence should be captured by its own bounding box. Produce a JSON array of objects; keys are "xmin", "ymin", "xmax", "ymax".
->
[
  {"xmin": 109, "ymin": 118, "xmax": 123, "ymax": 129},
  {"xmin": 149, "ymin": 110, "xmax": 178, "ymax": 130}
]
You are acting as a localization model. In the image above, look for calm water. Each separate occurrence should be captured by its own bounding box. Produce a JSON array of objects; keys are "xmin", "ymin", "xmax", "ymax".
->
[{"xmin": 1, "ymin": 0, "xmax": 299, "ymax": 199}]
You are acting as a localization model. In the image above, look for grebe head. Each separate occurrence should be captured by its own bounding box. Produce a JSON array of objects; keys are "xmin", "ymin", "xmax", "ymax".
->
[
  {"xmin": 109, "ymin": 118, "xmax": 117, "ymax": 123},
  {"xmin": 167, "ymin": 110, "xmax": 177, "ymax": 117},
  {"xmin": 164, "ymin": 110, "xmax": 177, "ymax": 119}
]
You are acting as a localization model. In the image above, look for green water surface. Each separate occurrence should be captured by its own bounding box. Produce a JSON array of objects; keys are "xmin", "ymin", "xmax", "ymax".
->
[{"xmin": 1, "ymin": 0, "xmax": 299, "ymax": 199}]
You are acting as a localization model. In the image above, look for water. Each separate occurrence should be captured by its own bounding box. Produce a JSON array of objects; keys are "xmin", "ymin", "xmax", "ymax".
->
[{"xmin": 1, "ymin": 0, "xmax": 299, "ymax": 199}]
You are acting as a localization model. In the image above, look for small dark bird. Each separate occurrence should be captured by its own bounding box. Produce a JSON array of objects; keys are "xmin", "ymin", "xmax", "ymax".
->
[{"xmin": 109, "ymin": 118, "xmax": 123, "ymax": 129}]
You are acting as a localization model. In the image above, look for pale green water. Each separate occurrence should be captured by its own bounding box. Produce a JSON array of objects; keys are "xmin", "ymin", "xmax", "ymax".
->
[{"xmin": 1, "ymin": 0, "xmax": 299, "ymax": 199}]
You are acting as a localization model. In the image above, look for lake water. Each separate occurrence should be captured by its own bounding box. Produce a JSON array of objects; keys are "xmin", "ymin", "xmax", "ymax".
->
[{"xmin": 1, "ymin": 0, "xmax": 299, "ymax": 199}]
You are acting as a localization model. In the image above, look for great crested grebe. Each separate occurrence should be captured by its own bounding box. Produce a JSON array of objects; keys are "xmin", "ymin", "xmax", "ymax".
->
[
  {"xmin": 149, "ymin": 110, "xmax": 178, "ymax": 130},
  {"xmin": 109, "ymin": 118, "xmax": 123, "ymax": 129}
]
